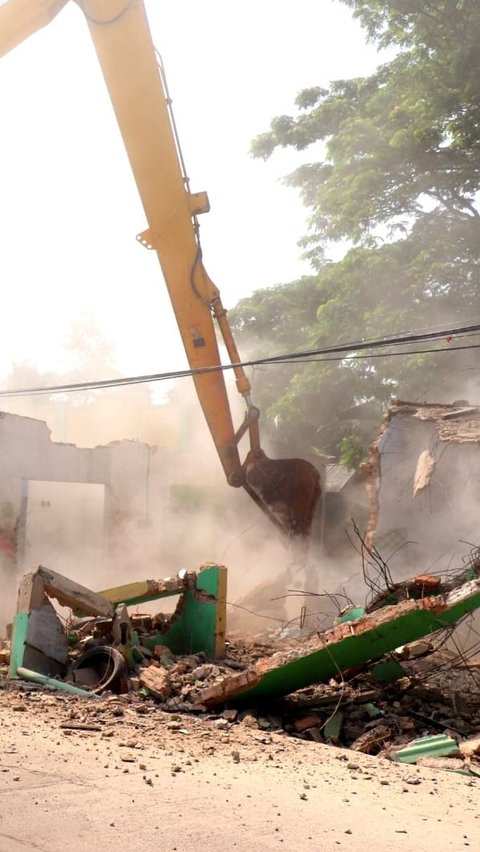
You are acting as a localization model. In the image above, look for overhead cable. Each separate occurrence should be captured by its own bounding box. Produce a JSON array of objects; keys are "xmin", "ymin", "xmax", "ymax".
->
[{"xmin": 1, "ymin": 321, "xmax": 480, "ymax": 398}]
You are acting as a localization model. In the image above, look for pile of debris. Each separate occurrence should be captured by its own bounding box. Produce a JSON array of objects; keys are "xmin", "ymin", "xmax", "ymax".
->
[
  {"xmin": 3, "ymin": 554, "xmax": 480, "ymax": 775},
  {"xmin": 3, "ymin": 631, "xmax": 480, "ymax": 776}
]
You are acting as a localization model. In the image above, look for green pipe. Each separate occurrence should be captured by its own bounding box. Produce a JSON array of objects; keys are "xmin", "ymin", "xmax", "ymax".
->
[{"xmin": 17, "ymin": 666, "xmax": 98, "ymax": 698}]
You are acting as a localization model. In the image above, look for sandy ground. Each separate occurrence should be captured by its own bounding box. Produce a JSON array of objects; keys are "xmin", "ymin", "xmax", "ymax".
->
[{"xmin": 0, "ymin": 683, "xmax": 478, "ymax": 851}]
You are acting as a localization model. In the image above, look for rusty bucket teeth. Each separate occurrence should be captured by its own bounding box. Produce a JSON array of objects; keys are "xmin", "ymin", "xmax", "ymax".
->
[{"xmin": 242, "ymin": 449, "xmax": 321, "ymax": 540}]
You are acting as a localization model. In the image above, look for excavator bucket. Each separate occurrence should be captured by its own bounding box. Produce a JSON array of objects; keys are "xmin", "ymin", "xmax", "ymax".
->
[{"xmin": 242, "ymin": 449, "xmax": 321, "ymax": 540}]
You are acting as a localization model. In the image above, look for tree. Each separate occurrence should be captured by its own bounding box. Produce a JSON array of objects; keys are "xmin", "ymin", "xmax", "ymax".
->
[
  {"xmin": 62, "ymin": 315, "xmax": 118, "ymax": 383},
  {"xmin": 231, "ymin": 0, "xmax": 480, "ymax": 465}
]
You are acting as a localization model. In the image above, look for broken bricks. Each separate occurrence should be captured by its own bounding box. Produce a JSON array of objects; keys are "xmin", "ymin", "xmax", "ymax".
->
[
  {"xmin": 139, "ymin": 665, "xmax": 171, "ymax": 701},
  {"xmin": 8, "ymin": 563, "xmax": 227, "ymax": 694},
  {"xmin": 5, "ymin": 548, "xmax": 480, "ymax": 774},
  {"xmin": 293, "ymin": 715, "xmax": 322, "ymax": 734},
  {"xmin": 199, "ymin": 574, "xmax": 480, "ymax": 707}
]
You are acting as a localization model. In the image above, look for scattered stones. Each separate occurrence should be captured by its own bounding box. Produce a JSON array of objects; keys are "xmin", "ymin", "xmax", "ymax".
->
[
  {"xmin": 2, "ymin": 632, "xmax": 480, "ymax": 775},
  {"xmin": 220, "ymin": 709, "xmax": 238, "ymax": 722},
  {"xmin": 239, "ymin": 711, "xmax": 258, "ymax": 729}
]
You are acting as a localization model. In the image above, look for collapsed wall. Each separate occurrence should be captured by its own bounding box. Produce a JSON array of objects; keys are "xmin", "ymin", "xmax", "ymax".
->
[
  {"xmin": 0, "ymin": 410, "xmax": 175, "ymax": 627},
  {"xmin": 363, "ymin": 400, "xmax": 480, "ymax": 577}
]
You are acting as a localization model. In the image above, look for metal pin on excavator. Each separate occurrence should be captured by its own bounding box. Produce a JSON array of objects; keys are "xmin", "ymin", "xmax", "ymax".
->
[{"xmin": 0, "ymin": 0, "xmax": 320, "ymax": 543}]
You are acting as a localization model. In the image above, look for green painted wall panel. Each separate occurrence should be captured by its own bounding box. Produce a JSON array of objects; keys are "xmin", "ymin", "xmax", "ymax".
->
[{"xmin": 235, "ymin": 590, "xmax": 480, "ymax": 702}]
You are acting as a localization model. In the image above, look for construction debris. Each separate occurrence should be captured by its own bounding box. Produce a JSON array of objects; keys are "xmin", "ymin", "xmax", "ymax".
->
[
  {"xmin": 389, "ymin": 734, "xmax": 459, "ymax": 764},
  {"xmin": 139, "ymin": 665, "xmax": 172, "ymax": 701},
  {"xmin": 2, "ymin": 546, "xmax": 480, "ymax": 776},
  {"xmin": 198, "ymin": 574, "xmax": 480, "ymax": 707},
  {"xmin": 362, "ymin": 399, "xmax": 480, "ymax": 563},
  {"xmin": 2, "ymin": 637, "xmax": 480, "ymax": 772},
  {"xmin": 8, "ymin": 563, "xmax": 227, "ymax": 692}
]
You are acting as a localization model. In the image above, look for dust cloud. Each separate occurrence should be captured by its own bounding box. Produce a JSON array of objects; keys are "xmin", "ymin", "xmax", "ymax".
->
[
  {"xmin": 10, "ymin": 359, "xmax": 480, "ymax": 641},
  {"xmin": 5, "ymin": 376, "xmax": 479, "ymax": 647},
  {"xmin": 0, "ymin": 375, "xmax": 348, "ymax": 637}
]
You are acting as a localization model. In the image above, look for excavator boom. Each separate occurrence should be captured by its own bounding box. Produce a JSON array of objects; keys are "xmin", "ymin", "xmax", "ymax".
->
[
  {"xmin": 0, "ymin": 0, "xmax": 67, "ymax": 57},
  {"xmin": 0, "ymin": 0, "xmax": 320, "ymax": 541}
]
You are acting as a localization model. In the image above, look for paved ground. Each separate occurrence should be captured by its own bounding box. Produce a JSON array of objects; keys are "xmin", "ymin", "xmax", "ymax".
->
[{"xmin": 0, "ymin": 688, "xmax": 478, "ymax": 851}]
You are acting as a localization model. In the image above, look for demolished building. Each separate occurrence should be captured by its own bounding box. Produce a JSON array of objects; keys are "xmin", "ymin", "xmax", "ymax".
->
[
  {"xmin": 4, "ymin": 400, "xmax": 480, "ymax": 771},
  {"xmin": 5, "ymin": 555, "xmax": 480, "ymax": 771},
  {"xmin": 324, "ymin": 462, "xmax": 368, "ymax": 554},
  {"xmin": 0, "ymin": 408, "xmax": 328, "ymax": 634},
  {"xmin": 363, "ymin": 399, "xmax": 480, "ymax": 575},
  {"xmin": 0, "ymin": 409, "xmax": 231, "ymax": 630},
  {"xmin": 0, "ymin": 410, "xmax": 172, "ymax": 591}
]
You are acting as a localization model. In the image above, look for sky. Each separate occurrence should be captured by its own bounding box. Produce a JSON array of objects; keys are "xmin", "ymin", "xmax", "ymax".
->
[{"xmin": 0, "ymin": 0, "xmax": 381, "ymax": 381}]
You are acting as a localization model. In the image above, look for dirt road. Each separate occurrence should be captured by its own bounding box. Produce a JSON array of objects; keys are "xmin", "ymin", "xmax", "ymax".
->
[{"xmin": 0, "ymin": 683, "xmax": 477, "ymax": 851}]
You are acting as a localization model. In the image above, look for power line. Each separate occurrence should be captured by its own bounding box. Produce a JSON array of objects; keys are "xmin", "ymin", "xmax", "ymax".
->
[
  {"xmin": 1, "ymin": 321, "xmax": 479, "ymax": 398},
  {"xmin": 280, "ymin": 341, "xmax": 480, "ymax": 366},
  {"xmin": 253, "ymin": 322, "xmax": 480, "ymax": 365}
]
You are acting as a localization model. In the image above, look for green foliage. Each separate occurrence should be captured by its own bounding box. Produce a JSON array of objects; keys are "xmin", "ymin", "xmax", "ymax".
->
[
  {"xmin": 339, "ymin": 435, "xmax": 369, "ymax": 469},
  {"xmin": 252, "ymin": 0, "xmax": 480, "ymax": 248},
  {"xmin": 235, "ymin": 1, "xmax": 480, "ymax": 462}
]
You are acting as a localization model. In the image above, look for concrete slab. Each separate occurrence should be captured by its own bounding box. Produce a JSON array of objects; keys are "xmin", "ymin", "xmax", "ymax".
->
[{"xmin": 200, "ymin": 576, "xmax": 480, "ymax": 706}]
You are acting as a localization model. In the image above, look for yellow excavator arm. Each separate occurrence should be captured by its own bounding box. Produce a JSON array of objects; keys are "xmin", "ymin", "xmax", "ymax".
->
[
  {"xmin": 0, "ymin": 0, "xmax": 67, "ymax": 56},
  {"xmin": 0, "ymin": 0, "xmax": 320, "ymax": 539}
]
